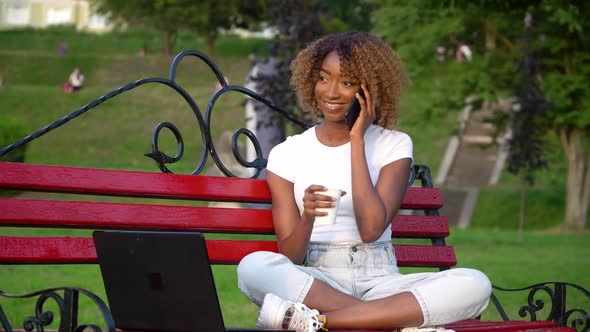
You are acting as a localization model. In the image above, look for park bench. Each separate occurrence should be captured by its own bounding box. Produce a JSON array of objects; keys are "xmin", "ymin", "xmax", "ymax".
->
[{"xmin": 1, "ymin": 51, "xmax": 588, "ymax": 332}]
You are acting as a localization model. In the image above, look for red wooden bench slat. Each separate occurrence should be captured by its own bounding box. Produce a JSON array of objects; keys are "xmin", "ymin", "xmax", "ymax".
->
[
  {"xmin": 0, "ymin": 199, "xmax": 449, "ymax": 237},
  {"xmin": 321, "ymin": 321, "xmax": 573, "ymax": 332},
  {"xmin": 445, "ymin": 319, "xmax": 573, "ymax": 331},
  {"xmin": 0, "ymin": 236, "xmax": 456, "ymax": 267},
  {"xmin": 393, "ymin": 243, "xmax": 456, "ymax": 267},
  {"xmin": 0, "ymin": 198, "xmax": 275, "ymax": 234},
  {"xmin": 0, "ymin": 162, "xmax": 442, "ymax": 209},
  {"xmin": 0, "ymin": 320, "xmax": 571, "ymax": 332},
  {"xmin": 393, "ymin": 214, "xmax": 449, "ymax": 237},
  {"xmin": 400, "ymin": 187, "xmax": 442, "ymax": 209},
  {"xmin": 0, "ymin": 162, "xmax": 271, "ymax": 203}
]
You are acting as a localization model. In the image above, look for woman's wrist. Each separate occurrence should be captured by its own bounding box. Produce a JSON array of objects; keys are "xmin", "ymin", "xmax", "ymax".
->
[{"xmin": 349, "ymin": 132, "xmax": 365, "ymax": 145}]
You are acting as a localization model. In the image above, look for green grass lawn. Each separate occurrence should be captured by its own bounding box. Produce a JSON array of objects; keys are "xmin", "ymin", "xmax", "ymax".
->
[{"xmin": 0, "ymin": 28, "xmax": 588, "ymax": 330}]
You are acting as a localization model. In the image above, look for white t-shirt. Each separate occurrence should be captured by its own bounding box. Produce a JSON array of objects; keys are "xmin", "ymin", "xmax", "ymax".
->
[
  {"xmin": 266, "ymin": 124, "xmax": 413, "ymax": 243},
  {"xmin": 69, "ymin": 72, "xmax": 84, "ymax": 88},
  {"xmin": 459, "ymin": 45, "xmax": 472, "ymax": 61}
]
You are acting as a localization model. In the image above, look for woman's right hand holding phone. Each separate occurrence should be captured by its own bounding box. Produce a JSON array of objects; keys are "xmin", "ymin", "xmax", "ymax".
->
[{"xmin": 349, "ymin": 84, "xmax": 375, "ymax": 138}]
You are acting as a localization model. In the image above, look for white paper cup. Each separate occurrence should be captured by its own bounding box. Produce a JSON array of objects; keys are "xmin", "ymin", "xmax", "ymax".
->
[{"xmin": 314, "ymin": 189, "xmax": 342, "ymax": 226}]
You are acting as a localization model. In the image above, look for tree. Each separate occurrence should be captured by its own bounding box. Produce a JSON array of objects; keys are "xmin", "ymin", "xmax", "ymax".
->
[
  {"xmin": 371, "ymin": 0, "xmax": 590, "ymax": 229},
  {"xmin": 90, "ymin": 0, "xmax": 268, "ymax": 56},
  {"xmin": 244, "ymin": 0, "xmax": 325, "ymax": 178},
  {"xmin": 322, "ymin": 0, "xmax": 374, "ymax": 32},
  {"xmin": 508, "ymin": 12, "xmax": 550, "ymax": 238},
  {"xmin": 185, "ymin": 0, "xmax": 268, "ymax": 56},
  {"xmin": 532, "ymin": 1, "xmax": 590, "ymax": 230},
  {"xmin": 372, "ymin": 0, "xmax": 465, "ymax": 70}
]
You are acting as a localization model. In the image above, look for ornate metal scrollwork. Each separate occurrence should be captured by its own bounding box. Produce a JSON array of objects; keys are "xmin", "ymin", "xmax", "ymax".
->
[
  {"xmin": 492, "ymin": 282, "xmax": 590, "ymax": 332},
  {"xmin": 144, "ymin": 121, "xmax": 187, "ymax": 174},
  {"xmin": 0, "ymin": 287, "xmax": 115, "ymax": 332},
  {"xmin": 0, "ymin": 50, "xmax": 308, "ymax": 178}
]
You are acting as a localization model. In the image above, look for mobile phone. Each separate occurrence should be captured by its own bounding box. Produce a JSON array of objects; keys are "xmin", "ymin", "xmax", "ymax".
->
[{"xmin": 344, "ymin": 88, "xmax": 365, "ymax": 131}]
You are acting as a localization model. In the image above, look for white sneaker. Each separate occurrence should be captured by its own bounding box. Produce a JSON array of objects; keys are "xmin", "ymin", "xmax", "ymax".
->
[
  {"xmin": 257, "ymin": 293, "xmax": 325, "ymax": 332},
  {"xmin": 399, "ymin": 327, "xmax": 455, "ymax": 332}
]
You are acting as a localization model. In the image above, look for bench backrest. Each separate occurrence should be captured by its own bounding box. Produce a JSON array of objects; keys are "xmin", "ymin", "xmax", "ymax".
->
[{"xmin": 0, "ymin": 161, "xmax": 455, "ymax": 269}]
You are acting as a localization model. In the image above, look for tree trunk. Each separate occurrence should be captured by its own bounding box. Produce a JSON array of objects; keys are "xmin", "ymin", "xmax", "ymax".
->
[
  {"xmin": 559, "ymin": 126, "xmax": 590, "ymax": 230},
  {"xmin": 244, "ymin": 57, "xmax": 285, "ymax": 179},
  {"xmin": 484, "ymin": 18, "xmax": 497, "ymax": 50},
  {"xmin": 519, "ymin": 187, "xmax": 526, "ymax": 240},
  {"xmin": 165, "ymin": 30, "xmax": 177, "ymax": 57},
  {"xmin": 206, "ymin": 32, "xmax": 216, "ymax": 57}
]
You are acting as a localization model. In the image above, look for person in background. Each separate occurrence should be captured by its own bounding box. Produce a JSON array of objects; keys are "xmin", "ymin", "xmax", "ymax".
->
[
  {"xmin": 58, "ymin": 40, "xmax": 68, "ymax": 56},
  {"xmin": 436, "ymin": 46, "xmax": 446, "ymax": 61},
  {"xmin": 237, "ymin": 31, "xmax": 491, "ymax": 332},
  {"xmin": 213, "ymin": 76, "xmax": 230, "ymax": 93},
  {"xmin": 138, "ymin": 47, "xmax": 147, "ymax": 58},
  {"xmin": 456, "ymin": 44, "xmax": 472, "ymax": 62},
  {"xmin": 63, "ymin": 67, "xmax": 84, "ymax": 93}
]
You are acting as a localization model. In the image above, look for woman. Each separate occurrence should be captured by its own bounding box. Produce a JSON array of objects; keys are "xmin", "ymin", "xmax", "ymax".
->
[{"xmin": 237, "ymin": 31, "xmax": 491, "ymax": 332}]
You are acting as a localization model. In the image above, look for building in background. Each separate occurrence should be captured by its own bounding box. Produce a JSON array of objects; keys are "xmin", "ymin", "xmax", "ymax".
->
[{"xmin": 0, "ymin": 0, "xmax": 110, "ymax": 32}]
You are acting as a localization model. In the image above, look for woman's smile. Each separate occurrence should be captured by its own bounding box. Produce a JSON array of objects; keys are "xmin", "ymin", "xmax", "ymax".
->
[{"xmin": 320, "ymin": 99, "xmax": 346, "ymax": 112}]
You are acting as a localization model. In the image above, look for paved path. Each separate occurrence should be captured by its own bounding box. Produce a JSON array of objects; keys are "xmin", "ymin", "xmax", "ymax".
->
[{"xmin": 436, "ymin": 100, "xmax": 510, "ymax": 228}]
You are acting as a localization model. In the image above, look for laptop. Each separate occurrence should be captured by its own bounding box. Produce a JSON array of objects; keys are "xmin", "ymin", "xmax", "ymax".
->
[{"xmin": 93, "ymin": 230, "xmax": 289, "ymax": 332}]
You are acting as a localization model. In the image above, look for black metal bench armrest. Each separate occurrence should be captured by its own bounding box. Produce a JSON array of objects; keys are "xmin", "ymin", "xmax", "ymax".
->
[
  {"xmin": 0, "ymin": 287, "xmax": 115, "ymax": 332},
  {"xmin": 491, "ymin": 281, "xmax": 590, "ymax": 332}
]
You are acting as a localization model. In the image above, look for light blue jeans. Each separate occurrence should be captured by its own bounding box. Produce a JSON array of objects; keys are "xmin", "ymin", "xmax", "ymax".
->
[{"xmin": 237, "ymin": 241, "xmax": 492, "ymax": 327}]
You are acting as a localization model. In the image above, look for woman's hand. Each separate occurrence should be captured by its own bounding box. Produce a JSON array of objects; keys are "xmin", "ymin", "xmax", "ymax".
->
[
  {"xmin": 267, "ymin": 174, "xmax": 345, "ymax": 263},
  {"xmin": 302, "ymin": 185, "xmax": 338, "ymax": 223},
  {"xmin": 350, "ymin": 84, "xmax": 375, "ymax": 137}
]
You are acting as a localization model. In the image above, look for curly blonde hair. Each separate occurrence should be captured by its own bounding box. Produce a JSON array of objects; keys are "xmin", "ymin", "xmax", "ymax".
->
[{"xmin": 290, "ymin": 31, "xmax": 409, "ymax": 129}]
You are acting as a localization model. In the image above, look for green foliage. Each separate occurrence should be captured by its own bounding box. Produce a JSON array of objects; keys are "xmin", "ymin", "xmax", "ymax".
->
[
  {"xmin": 372, "ymin": 0, "xmax": 464, "ymax": 73},
  {"xmin": 543, "ymin": 73, "xmax": 590, "ymax": 127},
  {"xmin": 371, "ymin": 0, "xmax": 590, "ymax": 124},
  {"xmin": 534, "ymin": 1, "xmax": 590, "ymax": 129},
  {"xmin": 89, "ymin": 0, "xmax": 268, "ymax": 55},
  {"xmin": 372, "ymin": 0, "xmax": 524, "ymax": 97},
  {"xmin": 402, "ymin": 62, "xmax": 467, "ymax": 121},
  {"xmin": 322, "ymin": 0, "xmax": 374, "ymax": 32},
  {"xmin": 372, "ymin": 0, "xmax": 590, "ymax": 228},
  {"xmin": 319, "ymin": 14, "xmax": 348, "ymax": 34},
  {"xmin": 371, "ymin": 0, "xmax": 520, "ymax": 123}
]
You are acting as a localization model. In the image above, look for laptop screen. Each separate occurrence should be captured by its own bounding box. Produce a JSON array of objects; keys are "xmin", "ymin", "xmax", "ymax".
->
[{"xmin": 93, "ymin": 230, "xmax": 226, "ymax": 332}]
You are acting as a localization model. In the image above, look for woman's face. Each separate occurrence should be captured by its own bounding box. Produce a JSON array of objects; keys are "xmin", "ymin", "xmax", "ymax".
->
[{"xmin": 314, "ymin": 50, "xmax": 359, "ymax": 123}]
